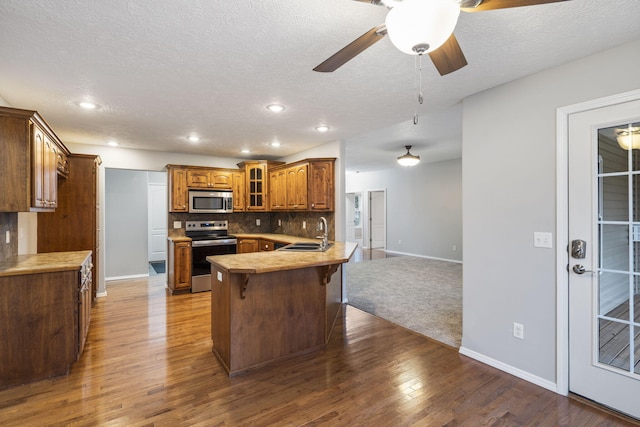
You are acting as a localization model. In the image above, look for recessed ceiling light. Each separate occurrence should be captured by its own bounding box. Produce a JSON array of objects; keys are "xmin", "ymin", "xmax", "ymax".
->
[
  {"xmin": 271, "ymin": 141, "xmax": 281, "ymax": 147},
  {"xmin": 188, "ymin": 135, "xmax": 200, "ymax": 143},
  {"xmin": 241, "ymin": 149, "xmax": 250, "ymax": 154},
  {"xmin": 315, "ymin": 125, "xmax": 330, "ymax": 132},
  {"xmin": 266, "ymin": 104, "xmax": 285, "ymax": 113},
  {"xmin": 79, "ymin": 101, "xmax": 98, "ymax": 110},
  {"xmin": 108, "ymin": 141, "xmax": 118, "ymax": 147}
]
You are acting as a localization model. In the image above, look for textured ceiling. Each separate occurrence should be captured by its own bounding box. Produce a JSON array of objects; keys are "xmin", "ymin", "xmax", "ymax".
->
[{"xmin": 1, "ymin": 0, "xmax": 639, "ymax": 172}]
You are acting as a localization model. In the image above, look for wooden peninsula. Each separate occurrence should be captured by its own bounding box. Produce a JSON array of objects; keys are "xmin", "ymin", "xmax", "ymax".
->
[{"xmin": 207, "ymin": 241, "xmax": 357, "ymax": 376}]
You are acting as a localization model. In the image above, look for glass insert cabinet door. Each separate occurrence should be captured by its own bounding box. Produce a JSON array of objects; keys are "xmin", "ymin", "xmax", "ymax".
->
[{"xmin": 597, "ymin": 121, "xmax": 640, "ymax": 376}]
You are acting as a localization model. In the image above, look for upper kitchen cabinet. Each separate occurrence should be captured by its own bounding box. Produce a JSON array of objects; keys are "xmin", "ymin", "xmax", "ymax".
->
[
  {"xmin": 286, "ymin": 163, "xmax": 308, "ymax": 210},
  {"xmin": 267, "ymin": 159, "xmax": 334, "ymax": 212},
  {"xmin": 308, "ymin": 159, "xmax": 335, "ymax": 211},
  {"xmin": 232, "ymin": 170, "xmax": 245, "ymax": 212},
  {"xmin": 238, "ymin": 160, "xmax": 283, "ymax": 211},
  {"xmin": 166, "ymin": 165, "xmax": 188, "ymax": 213},
  {"xmin": 186, "ymin": 167, "xmax": 232, "ymax": 189},
  {"xmin": 0, "ymin": 106, "xmax": 70, "ymax": 212}
]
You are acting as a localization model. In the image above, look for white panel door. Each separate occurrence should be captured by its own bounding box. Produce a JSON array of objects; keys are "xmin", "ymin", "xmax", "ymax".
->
[
  {"xmin": 369, "ymin": 190, "xmax": 385, "ymax": 249},
  {"xmin": 148, "ymin": 183, "xmax": 167, "ymax": 262},
  {"xmin": 346, "ymin": 193, "xmax": 356, "ymax": 242},
  {"xmin": 568, "ymin": 98, "xmax": 640, "ymax": 419}
]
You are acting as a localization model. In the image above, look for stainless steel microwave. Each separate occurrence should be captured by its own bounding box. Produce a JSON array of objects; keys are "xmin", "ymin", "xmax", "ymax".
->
[{"xmin": 188, "ymin": 190, "xmax": 233, "ymax": 213}]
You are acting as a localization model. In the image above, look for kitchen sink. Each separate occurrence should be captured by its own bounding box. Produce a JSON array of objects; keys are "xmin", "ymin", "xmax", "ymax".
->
[{"xmin": 277, "ymin": 242, "xmax": 333, "ymax": 252}]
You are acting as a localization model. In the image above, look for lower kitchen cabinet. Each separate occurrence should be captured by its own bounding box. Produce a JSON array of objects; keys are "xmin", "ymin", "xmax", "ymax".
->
[
  {"xmin": 168, "ymin": 238, "xmax": 192, "ymax": 293},
  {"xmin": 0, "ymin": 251, "xmax": 92, "ymax": 388},
  {"xmin": 237, "ymin": 238, "xmax": 259, "ymax": 253}
]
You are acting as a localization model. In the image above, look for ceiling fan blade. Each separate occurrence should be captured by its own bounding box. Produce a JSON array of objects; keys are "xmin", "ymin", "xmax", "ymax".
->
[
  {"xmin": 461, "ymin": 0, "xmax": 570, "ymax": 13},
  {"xmin": 427, "ymin": 33, "xmax": 467, "ymax": 76},
  {"xmin": 313, "ymin": 26, "xmax": 387, "ymax": 72},
  {"xmin": 352, "ymin": 0, "xmax": 386, "ymax": 5}
]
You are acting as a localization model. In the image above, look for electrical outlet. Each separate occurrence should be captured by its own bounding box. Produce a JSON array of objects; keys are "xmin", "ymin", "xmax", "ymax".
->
[
  {"xmin": 278, "ymin": 219, "xmax": 282, "ymax": 227},
  {"xmin": 452, "ymin": 245, "xmax": 457, "ymax": 251},
  {"xmin": 398, "ymin": 239, "xmax": 401, "ymax": 245},
  {"xmin": 513, "ymin": 322, "xmax": 524, "ymax": 340},
  {"xmin": 256, "ymin": 219, "xmax": 261, "ymax": 226},
  {"xmin": 173, "ymin": 221, "xmax": 181, "ymax": 229},
  {"xmin": 303, "ymin": 221, "xmax": 306, "ymax": 229}
]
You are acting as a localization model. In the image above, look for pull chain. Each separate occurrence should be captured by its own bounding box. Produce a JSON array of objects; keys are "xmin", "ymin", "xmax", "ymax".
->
[{"xmin": 413, "ymin": 54, "xmax": 424, "ymax": 125}]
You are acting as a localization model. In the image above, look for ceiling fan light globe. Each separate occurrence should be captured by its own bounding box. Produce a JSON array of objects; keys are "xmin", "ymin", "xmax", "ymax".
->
[
  {"xmin": 397, "ymin": 145, "xmax": 420, "ymax": 166},
  {"xmin": 397, "ymin": 155, "xmax": 420, "ymax": 167},
  {"xmin": 385, "ymin": 0, "xmax": 460, "ymax": 55}
]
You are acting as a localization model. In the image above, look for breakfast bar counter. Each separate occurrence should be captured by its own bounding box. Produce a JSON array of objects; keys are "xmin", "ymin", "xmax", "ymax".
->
[{"xmin": 207, "ymin": 241, "xmax": 357, "ymax": 376}]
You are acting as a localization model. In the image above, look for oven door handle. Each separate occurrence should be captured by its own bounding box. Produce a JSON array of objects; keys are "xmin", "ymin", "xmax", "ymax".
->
[{"xmin": 192, "ymin": 239, "xmax": 237, "ymax": 247}]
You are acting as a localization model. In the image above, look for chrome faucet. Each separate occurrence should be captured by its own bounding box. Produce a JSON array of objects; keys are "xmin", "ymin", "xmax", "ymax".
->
[{"xmin": 317, "ymin": 217, "xmax": 328, "ymax": 249}]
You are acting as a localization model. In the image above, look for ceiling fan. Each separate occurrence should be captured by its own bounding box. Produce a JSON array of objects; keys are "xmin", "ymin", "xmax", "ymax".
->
[{"xmin": 313, "ymin": 0, "xmax": 571, "ymax": 76}]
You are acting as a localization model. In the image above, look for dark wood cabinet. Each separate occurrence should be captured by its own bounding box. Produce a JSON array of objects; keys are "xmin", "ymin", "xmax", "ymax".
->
[
  {"xmin": 167, "ymin": 166, "xmax": 188, "ymax": 212},
  {"xmin": 309, "ymin": 160, "xmax": 335, "ymax": 211},
  {"xmin": 0, "ymin": 251, "xmax": 92, "ymax": 388},
  {"xmin": 269, "ymin": 168, "xmax": 287, "ymax": 210},
  {"xmin": 259, "ymin": 239, "xmax": 275, "ymax": 251},
  {"xmin": 287, "ymin": 163, "xmax": 308, "ymax": 210},
  {"xmin": 232, "ymin": 170, "xmax": 245, "ymax": 212},
  {"xmin": 38, "ymin": 154, "xmax": 101, "ymax": 301},
  {"xmin": 168, "ymin": 239, "xmax": 192, "ymax": 293},
  {"xmin": 187, "ymin": 168, "xmax": 233, "ymax": 189},
  {"xmin": 238, "ymin": 161, "xmax": 284, "ymax": 211},
  {"xmin": 237, "ymin": 238, "xmax": 259, "ymax": 253},
  {"xmin": 0, "ymin": 106, "xmax": 69, "ymax": 212}
]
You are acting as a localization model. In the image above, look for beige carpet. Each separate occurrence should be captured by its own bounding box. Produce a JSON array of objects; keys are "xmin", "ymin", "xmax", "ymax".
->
[{"xmin": 345, "ymin": 256, "xmax": 462, "ymax": 347}]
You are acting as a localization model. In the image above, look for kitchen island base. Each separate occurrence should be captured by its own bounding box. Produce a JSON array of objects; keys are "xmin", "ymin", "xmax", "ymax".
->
[{"xmin": 210, "ymin": 264, "xmax": 343, "ymax": 376}]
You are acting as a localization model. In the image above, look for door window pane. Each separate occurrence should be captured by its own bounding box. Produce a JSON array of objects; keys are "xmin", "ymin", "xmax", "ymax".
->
[
  {"xmin": 601, "ymin": 175, "xmax": 628, "ymax": 221},
  {"xmin": 601, "ymin": 224, "xmax": 629, "ymax": 271}
]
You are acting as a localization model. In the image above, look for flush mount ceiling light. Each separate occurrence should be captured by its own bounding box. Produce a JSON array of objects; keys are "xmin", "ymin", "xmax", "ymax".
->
[
  {"xmin": 271, "ymin": 141, "xmax": 281, "ymax": 147},
  {"xmin": 385, "ymin": 0, "xmax": 460, "ymax": 56},
  {"xmin": 616, "ymin": 126, "xmax": 640, "ymax": 150},
  {"xmin": 107, "ymin": 141, "xmax": 118, "ymax": 147},
  {"xmin": 315, "ymin": 125, "xmax": 330, "ymax": 133},
  {"xmin": 397, "ymin": 145, "xmax": 420, "ymax": 167},
  {"xmin": 266, "ymin": 104, "xmax": 285, "ymax": 113},
  {"xmin": 241, "ymin": 149, "xmax": 250, "ymax": 154},
  {"xmin": 188, "ymin": 135, "xmax": 200, "ymax": 143},
  {"xmin": 78, "ymin": 101, "xmax": 98, "ymax": 110}
]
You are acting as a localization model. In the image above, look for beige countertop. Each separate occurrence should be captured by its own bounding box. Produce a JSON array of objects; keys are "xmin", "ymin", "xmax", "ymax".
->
[
  {"xmin": 207, "ymin": 241, "xmax": 357, "ymax": 275},
  {"xmin": 0, "ymin": 250, "xmax": 92, "ymax": 277}
]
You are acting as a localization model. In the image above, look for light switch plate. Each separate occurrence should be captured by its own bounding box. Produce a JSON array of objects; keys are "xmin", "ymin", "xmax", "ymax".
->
[
  {"xmin": 5, "ymin": 230, "xmax": 9, "ymax": 244},
  {"xmin": 534, "ymin": 232, "xmax": 553, "ymax": 248},
  {"xmin": 217, "ymin": 271, "xmax": 222, "ymax": 282}
]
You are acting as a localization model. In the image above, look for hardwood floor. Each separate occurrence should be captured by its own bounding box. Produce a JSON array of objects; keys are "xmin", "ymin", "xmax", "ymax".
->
[
  {"xmin": 348, "ymin": 247, "xmax": 397, "ymax": 263},
  {"xmin": 0, "ymin": 275, "xmax": 637, "ymax": 426}
]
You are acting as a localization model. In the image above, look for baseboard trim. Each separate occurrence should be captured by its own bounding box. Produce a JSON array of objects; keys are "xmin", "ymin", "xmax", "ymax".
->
[
  {"xmin": 105, "ymin": 273, "xmax": 149, "ymax": 282},
  {"xmin": 384, "ymin": 250, "xmax": 462, "ymax": 264},
  {"xmin": 96, "ymin": 291, "xmax": 108, "ymax": 298},
  {"xmin": 459, "ymin": 346, "xmax": 558, "ymax": 393}
]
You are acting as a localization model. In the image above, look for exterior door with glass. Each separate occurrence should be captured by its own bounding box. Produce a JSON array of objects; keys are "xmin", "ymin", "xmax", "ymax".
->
[{"xmin": 568, "ymin": 99, "xmax": 640, "ymax": 419}]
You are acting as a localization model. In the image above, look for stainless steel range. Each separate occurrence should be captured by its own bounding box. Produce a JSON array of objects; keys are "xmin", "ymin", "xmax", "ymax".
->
[{"xmin": 185, "ymin": 220, "xmax": 237, "ymax": 292}]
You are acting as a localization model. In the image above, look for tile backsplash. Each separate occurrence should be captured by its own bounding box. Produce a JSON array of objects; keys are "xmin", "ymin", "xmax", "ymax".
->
[
  {"xmin": 0, "ymin": 212, "xmax": 18, "ymax": 262},
  {"xmin": 168, "ymin": 212, "xmax": 334, "ymax": 240}
]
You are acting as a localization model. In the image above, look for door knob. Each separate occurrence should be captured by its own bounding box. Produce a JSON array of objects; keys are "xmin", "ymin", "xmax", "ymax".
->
[{"xmin": 572, "ymin": 264, "xmax": 595, "ymax": 275}]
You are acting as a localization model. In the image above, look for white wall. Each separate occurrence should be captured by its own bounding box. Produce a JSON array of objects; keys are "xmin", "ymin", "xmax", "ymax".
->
[
  {"xmin": 462, "ymin": 39, "xmax": 640, "ymax": 385},
  {"xmin": 346, "ymin": 158, "xmax": 462, "ymax": 262},
  {"xmin": 104, "ymin": 169, "xmax": 149, "ymax": 279}
]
